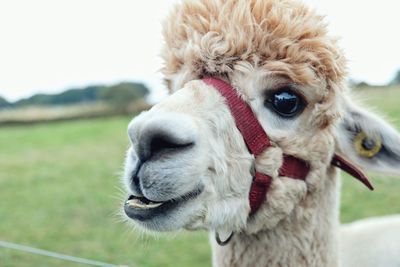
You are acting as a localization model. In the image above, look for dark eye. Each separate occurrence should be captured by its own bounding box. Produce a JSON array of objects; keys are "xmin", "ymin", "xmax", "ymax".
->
[{"xmin": 264, "ymin": 89, "xmax": 306, "ymax": 118}]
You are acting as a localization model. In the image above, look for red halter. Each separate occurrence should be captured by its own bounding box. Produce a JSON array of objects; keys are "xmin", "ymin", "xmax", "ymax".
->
[{"xmin": 203, "ymin": 77, "xmax": 373, "ymax": 215}]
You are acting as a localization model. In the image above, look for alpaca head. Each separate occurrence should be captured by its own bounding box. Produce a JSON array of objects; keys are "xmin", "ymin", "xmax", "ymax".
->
[{"xmin": 122, "ymin": 0, "xmax": 400, "ymax": 235}]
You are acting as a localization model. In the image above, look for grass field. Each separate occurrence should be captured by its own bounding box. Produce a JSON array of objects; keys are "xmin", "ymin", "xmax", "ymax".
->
[{"xmin": 1, "ymin": 87, "xmax": 400, "ymax": 267}]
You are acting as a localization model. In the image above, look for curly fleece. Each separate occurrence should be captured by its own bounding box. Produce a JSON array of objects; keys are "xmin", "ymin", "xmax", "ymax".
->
[{"xmin": 161, "ymin": 0, "xmax": 347, "ymax": 91}]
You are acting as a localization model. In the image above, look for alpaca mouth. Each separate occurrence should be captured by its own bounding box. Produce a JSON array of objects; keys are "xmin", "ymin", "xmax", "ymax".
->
[{"xmin": 124, "ymin": 187, "xmax": 203, "ymax": 221}]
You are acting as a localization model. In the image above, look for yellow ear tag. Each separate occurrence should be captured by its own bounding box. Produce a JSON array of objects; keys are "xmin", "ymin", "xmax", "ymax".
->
[{"xmin": 354, "ymin": 131, "xmax": 382, "ymax": 158}]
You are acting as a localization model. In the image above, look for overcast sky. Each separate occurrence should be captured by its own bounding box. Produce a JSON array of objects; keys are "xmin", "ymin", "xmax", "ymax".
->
[{"xmin": 0, "ymin": 0, "xmax": 399, "ymax": 102}]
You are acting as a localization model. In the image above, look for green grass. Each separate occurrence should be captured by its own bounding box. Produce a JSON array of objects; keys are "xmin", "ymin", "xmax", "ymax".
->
[
  {"xmin": 0, "ymin": 117, "xmax": 209, "ymax": 267},
  {"xmin": 0, "ymin": 87, "xmax": 399, "ymax": 266}
]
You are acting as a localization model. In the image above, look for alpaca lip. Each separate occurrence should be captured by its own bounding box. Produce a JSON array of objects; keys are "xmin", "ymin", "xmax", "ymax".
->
[{"xmin": 124, "ymin": 187, "xmax": 203, "ymax": 221}]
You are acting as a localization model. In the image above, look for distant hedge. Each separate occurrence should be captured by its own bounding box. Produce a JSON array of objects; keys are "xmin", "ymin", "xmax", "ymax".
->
[
  {"xmin": 0, "ymin": 96, "xmax": 10, "ymax": 109},
  {"xmin": 391, "ymin": 70, "xmax": 400, "ymax": 85},
  {"xmin": 1, "ymin": 82, "xmax": 149, "ymax": 110}
]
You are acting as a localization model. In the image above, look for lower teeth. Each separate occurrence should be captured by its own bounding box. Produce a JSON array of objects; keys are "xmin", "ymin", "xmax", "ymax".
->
[{"xmin": 126, "ymin": 198, "xmax": 163, "ymax": 209}]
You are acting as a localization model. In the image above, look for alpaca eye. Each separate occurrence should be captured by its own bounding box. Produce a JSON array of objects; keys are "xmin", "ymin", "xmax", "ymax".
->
[{"xmin": 264, "ymin": 89, "xmax": 306, "ymax": 118}]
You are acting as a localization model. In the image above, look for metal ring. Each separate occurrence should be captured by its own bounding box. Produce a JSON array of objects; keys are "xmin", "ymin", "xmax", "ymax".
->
[{"xmin": 354, "ymin": 131, "xmax": 382, "ymax": 158}]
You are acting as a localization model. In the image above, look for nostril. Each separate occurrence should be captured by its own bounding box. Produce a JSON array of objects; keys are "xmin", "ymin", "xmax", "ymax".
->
[
  {"xmin": 131, "ymin": 160, "xmax": 144, "ymax": 196},
  {"xmin": 150, "ymin": 134, "xmax": 194, "ymax": 157}
]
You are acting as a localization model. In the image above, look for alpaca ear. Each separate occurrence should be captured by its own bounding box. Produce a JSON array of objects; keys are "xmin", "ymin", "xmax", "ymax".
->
[{"xmin": 335, "ymin": 97, "xmax": 400, "ymax": 175}]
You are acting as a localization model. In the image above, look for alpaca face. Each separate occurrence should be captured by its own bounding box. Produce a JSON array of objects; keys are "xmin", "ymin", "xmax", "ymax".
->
[
  {"xmin": 122, "ymin": 0, "xmax": 344, "ymax": 233},
  {"xmin": 122, "ymin": 69, "xmax": 339, "ymax": 233}
]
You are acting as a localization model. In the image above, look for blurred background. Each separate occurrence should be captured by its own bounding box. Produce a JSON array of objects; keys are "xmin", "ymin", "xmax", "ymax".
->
[{"xmin": 0, "ymin": 1, "xmax": 399, "ymax": 266}]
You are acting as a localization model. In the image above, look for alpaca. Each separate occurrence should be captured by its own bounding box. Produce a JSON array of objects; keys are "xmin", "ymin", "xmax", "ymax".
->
[{"xmin": 121, "ymin": 0, "xmax": 400, "ymax": 266}]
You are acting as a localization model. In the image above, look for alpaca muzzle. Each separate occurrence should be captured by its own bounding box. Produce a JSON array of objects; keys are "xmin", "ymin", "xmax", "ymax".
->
[{"xmin": 203, "ymin": 77, "xmax": 374, "ymax": 218}]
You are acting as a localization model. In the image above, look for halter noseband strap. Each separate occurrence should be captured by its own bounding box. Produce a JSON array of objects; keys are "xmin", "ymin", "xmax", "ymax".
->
[{"xmin": 203, "ymin": 77, "xmax": 373, "ymax": 215}]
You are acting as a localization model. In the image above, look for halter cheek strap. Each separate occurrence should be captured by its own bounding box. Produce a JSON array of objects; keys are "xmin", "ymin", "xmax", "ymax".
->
[{"xmin": 203, "ymin": 77, "xmax": 373, "ymax": 215}]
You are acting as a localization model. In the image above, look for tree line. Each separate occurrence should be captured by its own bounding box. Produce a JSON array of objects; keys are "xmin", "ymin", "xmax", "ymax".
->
[{"xmin": 0, "ymin": 82, "xmax": 149, "ymax": 110}]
